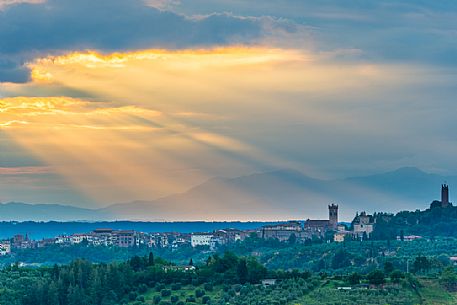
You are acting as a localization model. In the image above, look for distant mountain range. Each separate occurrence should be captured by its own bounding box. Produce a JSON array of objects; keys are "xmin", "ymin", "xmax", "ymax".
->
[{"xmin": 0, "ymin": 167, "xmax": 454, "ymax": 221}]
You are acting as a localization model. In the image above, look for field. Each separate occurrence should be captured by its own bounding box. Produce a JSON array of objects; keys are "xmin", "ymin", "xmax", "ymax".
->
[{"xmin": 127, "ymin": 277, "xmax": 457, "ymax": 305}]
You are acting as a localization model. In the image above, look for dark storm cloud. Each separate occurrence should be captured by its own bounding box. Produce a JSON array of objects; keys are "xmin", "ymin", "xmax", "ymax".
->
[
  {"xmin": 0, "ymin": 57, "xmax": 30, "ymax": 82},
  {"xmin": 0, "ymin": 0, "xmax": 269, "ymax": 82}
]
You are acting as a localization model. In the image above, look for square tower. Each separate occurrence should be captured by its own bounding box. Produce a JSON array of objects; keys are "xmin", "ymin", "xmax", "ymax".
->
[
  {"xmin": 442, "ymin": 184, "xmax": 449, "ymax": 208},
  {"xmin": 328, "ymin": 204, "xmax": 338, "ymax": 229}
]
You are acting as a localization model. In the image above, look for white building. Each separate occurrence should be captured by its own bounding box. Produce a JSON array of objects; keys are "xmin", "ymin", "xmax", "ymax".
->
[
  {"xmin": 397, "ymin": 235, "xmax": 423, "ymax": 241},
  {"xmin": 70, "ymin": 234, "xmax": 92, "ymax": 244},
  {"xmin": 191, "ymin": 233, "xmax": 213, "ymax": 247},
  {"xmin": 334, "ymin": 231, "xmax": 351, "ymax": 242},
  {"xmin": 55, "ymin": 235, "xmax": 71, "ymax": 244},
  {"xmin": 0, "ymin": 241, "xmax": 11, "ymax": 256},
  {"xmin": 353, "ymin": 211, "xmax": 374, "ymax": 239}
]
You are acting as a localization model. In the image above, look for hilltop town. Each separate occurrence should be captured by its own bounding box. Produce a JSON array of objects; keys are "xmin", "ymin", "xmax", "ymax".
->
[{"xmin": 0, "ymin": 184, "xmax": 452, "ymax": 258}]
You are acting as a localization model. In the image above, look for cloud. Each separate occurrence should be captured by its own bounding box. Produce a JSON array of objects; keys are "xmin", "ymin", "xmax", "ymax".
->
[
  {"xmin": 167, "ymin": 0, "xmax": 457, "ymax": 65},
  {"xmin": 0, "ymin": 166, "xmax": 52, "ymax": 175},
  {"xmin": 0, "ymin": 0, "xmax": 43, "ymax": 9},
  {"xmin": 0, "ymin": 0, "xmax": 296, "ymax": 82},
  {"xmin": 0, "ymin": 96, "xmax": 162, "ymax": 130}
]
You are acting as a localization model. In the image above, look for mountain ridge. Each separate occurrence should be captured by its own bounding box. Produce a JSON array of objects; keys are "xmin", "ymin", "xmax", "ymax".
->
[{"xmin": 1, "ymin": 167, "xmax": 455, "ymax": 221}]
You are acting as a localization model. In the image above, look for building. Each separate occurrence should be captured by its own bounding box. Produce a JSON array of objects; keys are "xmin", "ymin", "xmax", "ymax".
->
[
  {"xmin": 442, "ymin": 184, "xmax": 450, "ymax": 207},
  {"xmin": 12, "ymin": 234, "xmax": 34, "ymax": 249},
  {"xmin": 56, "ymin": 235, "xmax": 71, "ymax": 244},
  {"xmin": 0, "ymin": 241, "xmax": 11, "ymax": 256},
  {"xmin": 191, "ymin": 233, "xmax": 213, "ymax": 247},
  {"xmin": 261, "ymin": 221, "xmax": 302, "ymax": 242},
  {"xmin": 334, "ymin": 230, "xmax": 351, "ymax": 242},
  {"xmin": 259, "ymin": 204, "xmax": 341, "ymax": 241},
  {"xmin": 116, "ymin": 230, "xmax": 136, "ymax": 248},
  {"xmin": 430, "ymin": 184, "xmax": 452, "ymax": 209},
  {"xmin": 303, "ymin": 204, "xmax": 339, "ymax": 236},
  {"xmin": 328, "ymin": 204, "xmax": 338, "ymax": 229},
  {"xmin": 92, "ymin": 228, "xmax": 115, "ymax": 246},
  {"xmin": 396, "ymin": 235, "xmax": 423, "ymax": 241},
  {"xmin": 70, "ymin": 233, "xmax": 92, "ymax": 244},
  {"xmin": 352, "ymin": 211, "xmax": 374, "ymax": 239},
  {"xmin": 37, "ymin": 238, "xmax": 56, "ymax": 248}
]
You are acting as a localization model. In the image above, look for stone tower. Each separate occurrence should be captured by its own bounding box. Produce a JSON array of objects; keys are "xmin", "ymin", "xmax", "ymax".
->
[
  {"xmin": 442, "ymin": 184, "xmax": 449, "ymax": 208},
  {"xmin": 328, "ymin": 204, "xmax": 338, "ymax": 229}
]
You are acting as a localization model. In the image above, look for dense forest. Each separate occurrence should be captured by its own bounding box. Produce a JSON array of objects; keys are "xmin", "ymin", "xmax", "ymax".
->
[{"xmin": 371, "ymin": 204, "xmax": 457, "ymax": 239}]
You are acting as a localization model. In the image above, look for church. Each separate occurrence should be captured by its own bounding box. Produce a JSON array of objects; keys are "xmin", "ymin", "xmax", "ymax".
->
[{"xmin": 261, "ymin": 204, "xmax": 339, "ymax": 241}]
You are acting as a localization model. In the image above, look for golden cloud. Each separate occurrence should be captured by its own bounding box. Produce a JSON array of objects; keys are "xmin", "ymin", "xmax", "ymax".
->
[{"xmin": 1, "ymin": 47, "xmax": 423, "ymax": 206}]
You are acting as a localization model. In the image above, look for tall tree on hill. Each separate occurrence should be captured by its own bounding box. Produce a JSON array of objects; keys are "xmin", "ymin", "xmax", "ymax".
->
[{"xmin": 237, "ymin": 258, "xmax": 248, "ymax": 284}]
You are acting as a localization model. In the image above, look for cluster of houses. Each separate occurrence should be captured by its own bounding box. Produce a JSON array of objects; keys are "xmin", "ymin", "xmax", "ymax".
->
[
  {"xmin": 0, "ymin": 203, "xmax": 368, "ymax": 257},
  {"xmin": 1, "ymin": 200, "xmax": 433, "ymax": 256},
  {"xmin": 0, "ymin": 227, "xmax": 255, "ymax": 256}
]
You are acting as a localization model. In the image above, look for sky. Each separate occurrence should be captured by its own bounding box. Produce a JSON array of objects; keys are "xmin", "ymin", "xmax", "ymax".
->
[{"xmin": 0, "ymin": 0, "xmax": 457, "ymax": 218}]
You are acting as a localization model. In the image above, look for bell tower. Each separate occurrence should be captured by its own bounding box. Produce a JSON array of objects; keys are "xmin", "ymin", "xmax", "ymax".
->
[
  {"xmin": 442, "ymin": 184, "xmax": 449, "ymax": 208},
  {"xmin": 328, "ymin": 204, "xmax": 338, "ymax": 229}
]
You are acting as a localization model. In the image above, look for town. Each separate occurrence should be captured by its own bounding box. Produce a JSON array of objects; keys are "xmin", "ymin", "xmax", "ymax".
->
[
  {"xmin": 0, "ymin": 204, "xmax": 369, "ymax": 256},
  {"xmin": 1, "ymin": 183, "xmax": 449, "ymax": 256}
]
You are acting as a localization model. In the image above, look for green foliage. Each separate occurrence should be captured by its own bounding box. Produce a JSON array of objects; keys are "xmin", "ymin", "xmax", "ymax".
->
[
  {"xmin": 390, "ymin": 270, "xmax": 405, "ymax": 283},
  {"xmin": 372, "ymin": 206, "xmax": 457, "ymax": 239},
  {"xmin": 161, "ymin": 289, "xmax": 172, "ymax": 297},
  {"xmin": 331, "ymin": 248, "xmax": 351, "ymax": 269},
  {"xmin": 367, "ymin": 269, "xmax": 385, "ymax": 285},
  {"xmin": 412, "ymin": 255, "xmax": 431, "ymax": 274},
  {"xmin": 440, "ymin": 266, "xmax": 457, "ymax": 291},
  {"xmin": 347, "ymin": 272, "xmax": 362, "ymax": 285}
]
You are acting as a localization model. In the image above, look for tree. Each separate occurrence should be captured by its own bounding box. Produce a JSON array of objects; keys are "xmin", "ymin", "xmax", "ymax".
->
[
  {"xmin": 384, "ymin": 261, "xmax": 394, "ymax": 274},
  {"xmin": 331, "ymin": 248, "xmax": 351, "ymax": 269},
  {"xmin": 390, "ymin": 270, "xmax": 404, "ymax": 284},
  {"xmin": 189, "ymin": 258, "xmax": 193, "ymax": 266},
  {"xmin": 440, "ymin": 267, "xmax": 457, "ymax": 291},
  {"xmin": 347, "ymin": 272, "xmax": 362, "ymax": 285},
  {"xmin": 148, "ymin": 252, "xmax": 155, "ymax": 266},
  {"xmin": 237, "ymin": 258, "xmax": 248, "ymax": 284},
  {"xmin": 130, "ymin": 256, "xmax": 143, "ymax": 271},
  {"xmin": 399, "ymin": 230, "xmax": 405, "ymax": 241},
  {"xmin": 413, "ymin": 256, "xmax": 430, "ymax": 274},
  {"xmin": 367, "ymin": 269, "xmax": 385, "ymax": 286}
]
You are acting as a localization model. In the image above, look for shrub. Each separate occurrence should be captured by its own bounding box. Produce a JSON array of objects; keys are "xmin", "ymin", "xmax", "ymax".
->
[
  {"xmin": 161, "ymin": 289, "xmax": 172, "ymax": 297},
  {"xmin": 203, "ymin": 283, "xmax": 213, "ymax": 291},
  {"xmin": 139, "ymin": 284, "xmax": 148, "ymax": 293},
  {"xmin": 153, "ymin": 295, "xmax": 162, "ymax": 304},
  {"xmin": 185, "ymin": 296, "xmax": 196, "ymax": 303},
  {"xmin": 202, "ymin": 295, "xmax": 210, "ymax": 304},
  {"xmin": 171, "ymin": 295, "xmax": 179, "ymax": 303},
  {"xmin": 129, "ymin": 291, "xmax": 138, "ymax": 301},
  {"xmin": 156, "ymin": 284, "xmax": 166, "ymax": 292},
  {"xmin": 171, "ymin": 283, "xmax": 182, "ymax": 291},
  {"xmin": 136, "ymin": 295, "xmax": 145, "ymax": 302},
  {"xmin": 195, "ymin": 289, "xmax": 205, "ymax": 298},
  {"xmin": 367, "ymin": 269, "xmax": 385, "ymax": 286}
]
